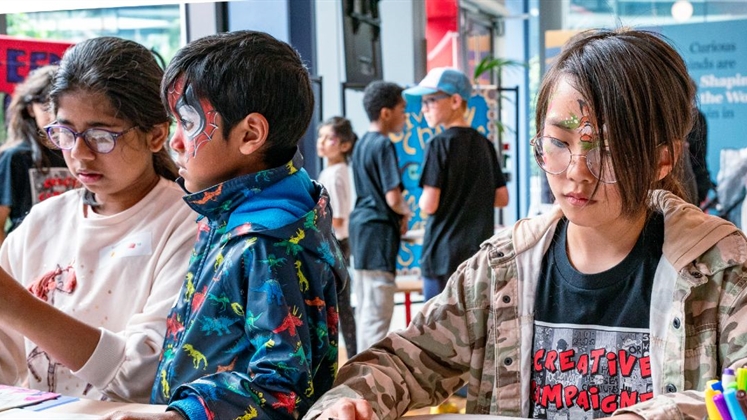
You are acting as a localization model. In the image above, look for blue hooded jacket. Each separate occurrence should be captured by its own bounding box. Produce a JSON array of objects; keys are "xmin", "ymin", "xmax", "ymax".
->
[{"xmin": 152, "ymin": 151, "xmax": 348, "ymax": 420}]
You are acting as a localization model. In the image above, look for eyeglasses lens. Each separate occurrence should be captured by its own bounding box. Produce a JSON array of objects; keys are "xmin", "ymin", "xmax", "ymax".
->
[
  {"xmin": 85, "ymin": 130, "xmax": 116, "ymax": 153},
  {"xmin": 533, "ymin": 136, "xmax": 616, "ymax": 183},
  {"xmin": 46, "ymin": 126, "xmax": 117, "ymax": 154}
]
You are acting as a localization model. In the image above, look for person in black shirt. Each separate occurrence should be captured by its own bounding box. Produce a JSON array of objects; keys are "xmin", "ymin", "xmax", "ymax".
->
[
  {"xmin": 0, "ymin": 65, "xmax": 76, "ymax": 244},
  {"xmin": 403, "ymin": 67, "xmax": 508, "ymax": 300},
  {"xmin": 349, "ymin": 81, "xmax": 411, "ymax": 352}
]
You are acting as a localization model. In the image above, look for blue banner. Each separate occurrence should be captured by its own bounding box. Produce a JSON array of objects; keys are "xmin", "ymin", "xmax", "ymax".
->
[{"xmin": 655, "ymin": 20, "xmax": 747, "ymax": 182}]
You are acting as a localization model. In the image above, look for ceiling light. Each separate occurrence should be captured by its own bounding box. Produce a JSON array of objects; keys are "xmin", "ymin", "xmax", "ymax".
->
[{"xmin": 671, "ymin": 0, "xmax": 694, "ymax": 22}]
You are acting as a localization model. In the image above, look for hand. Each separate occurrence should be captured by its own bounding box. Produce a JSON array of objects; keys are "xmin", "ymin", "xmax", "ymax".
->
[
  {"xmin": 316, "ymin": 397, "xmax": 374, "ymax": 420},
  {"xmin": 101, "ymin": 410, "xmax": 184, "ymax": 420},
  {"xmin": 399, "ymin": 213, "xmax": 410, "ymax": 236}
]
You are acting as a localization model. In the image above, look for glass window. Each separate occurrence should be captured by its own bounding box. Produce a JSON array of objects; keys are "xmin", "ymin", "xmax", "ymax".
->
[
  {"xmin": 0, "ymin": 5, "xmax": 181, "ymax": 143},
  {"xmin": 567, "ymin": 0, "xmax": 747, "ymax": 29},
  {"xmin": 6, "ymin": 5, "xmax": 181, "ymax": 64},
  {"xmin": 462, "ymin": 12, "xmax": 494, "ymax": 85}
]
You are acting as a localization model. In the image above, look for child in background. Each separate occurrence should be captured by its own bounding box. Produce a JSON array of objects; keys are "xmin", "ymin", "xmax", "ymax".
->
[
  {"xmin": 402, "ymin": 67, "xmax": 508, "ymax": 301},
  {"xmin": 0, "ymin": 65, "xmax": 78, "ymax": 244},
  {"xmin": 317, "ymin": 116, "xmax": 358, "ymax": 358},
  {"xmin": 305, "ymin": 28, "xmax": 747, "ymax": 420},
  {"xmin": 349, "ymin": 81, "xmax": 411, "ymax": 353},
  {"xmin": 110, "ymin": 30, "xmax": 349, "ymax": 420},
  {"xmin": 0, "ymin": 37, "xmax": 195, "ymax": 402}
]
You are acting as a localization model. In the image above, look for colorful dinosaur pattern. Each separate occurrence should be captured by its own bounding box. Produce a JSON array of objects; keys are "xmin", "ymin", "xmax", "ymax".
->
[{"xmin": 151, "ymin": 151, "xmax": 349, "ymax": 420}]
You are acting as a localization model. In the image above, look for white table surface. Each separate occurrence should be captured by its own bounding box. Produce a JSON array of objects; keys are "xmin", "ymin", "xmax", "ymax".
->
[
  {"xmin": 45, "ymin": 399, "xmax": 168, "ymax": 415},
  {"xmin": 0, "ymin": 399, "xmax": 169, "ymax": 419}
]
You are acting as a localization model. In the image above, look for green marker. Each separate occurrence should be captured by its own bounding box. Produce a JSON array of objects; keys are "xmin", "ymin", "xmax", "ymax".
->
[{"xmin": 737, "ymin": 367, "xmax": 747, "ymax": 391}]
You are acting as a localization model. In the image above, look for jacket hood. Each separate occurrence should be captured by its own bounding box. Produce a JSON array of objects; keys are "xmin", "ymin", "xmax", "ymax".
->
[
  {"xmin": 240, "ymin": 182, "xmax": 343, "ymax": 264},
  {"xmin": 650, "ymin": 189, "xmax": 740, "ymax": 271},
  {"xmin": 512, "ymin": 190, "xmax": 740, "ymax": 272},
  {"xmin": 181, "ymin": 150, "xmax": 347, "ymax": 275}
]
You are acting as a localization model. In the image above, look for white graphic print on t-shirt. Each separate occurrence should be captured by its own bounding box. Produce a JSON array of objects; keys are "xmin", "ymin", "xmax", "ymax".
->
[{"xmin": 530, "ymin": 321, "xmax": 653, "ymax": 419}]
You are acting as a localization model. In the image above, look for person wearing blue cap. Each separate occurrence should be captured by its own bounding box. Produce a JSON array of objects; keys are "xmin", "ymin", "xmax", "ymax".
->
[{"xmin": 403, "ymin": 67, "xmax": 508, "ymax": 301}]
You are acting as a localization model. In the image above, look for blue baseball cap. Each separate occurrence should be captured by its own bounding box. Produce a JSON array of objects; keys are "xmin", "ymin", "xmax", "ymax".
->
[{"xmin": 403, "ymin": 67, "xmax": 472, "ymax": 102}]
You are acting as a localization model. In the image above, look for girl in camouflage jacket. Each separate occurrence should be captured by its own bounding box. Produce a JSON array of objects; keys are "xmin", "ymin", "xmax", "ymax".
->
[{"xmin": 305, "ymin": 28, "xmax": 747, "ymax": 420}]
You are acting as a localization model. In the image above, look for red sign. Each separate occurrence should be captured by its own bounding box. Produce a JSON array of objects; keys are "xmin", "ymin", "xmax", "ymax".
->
[{"xmin": 0, "ymin": 35, "xmax": 74, "ymax": 95}]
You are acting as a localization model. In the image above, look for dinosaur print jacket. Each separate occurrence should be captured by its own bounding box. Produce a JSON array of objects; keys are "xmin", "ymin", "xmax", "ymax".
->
[{"xmin": 152, "ymin": 151, "xmax": 349, "ymax": 420}]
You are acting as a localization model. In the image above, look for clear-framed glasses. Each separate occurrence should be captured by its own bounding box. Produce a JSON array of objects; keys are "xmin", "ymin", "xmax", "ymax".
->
[
  {"xmin": 531, "ymin": 135, "xmax": 617, "ymax": 184},
  {"xmin": 421, "ymin": 93, "xmax": 451, "ymax": 108},
  {"xmin": 44, "ymin": 125, "xmax": 137, "ymax": 154}
]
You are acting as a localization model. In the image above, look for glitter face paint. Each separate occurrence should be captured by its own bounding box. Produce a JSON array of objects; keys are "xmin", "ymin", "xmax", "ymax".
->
[{"xmin": 553, "ymin": 99, "xmax": 596, "ymax": 152}]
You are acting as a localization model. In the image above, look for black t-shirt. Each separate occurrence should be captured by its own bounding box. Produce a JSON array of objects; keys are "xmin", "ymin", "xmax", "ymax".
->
[
  {"xmin": 530, "ymin": 214, "xmax": 664, "ymax": 418},
  {"xmin": 349, "ymin": 131, "xmax": 403, "ymax": 272},
  {"xmin": 0, "ymin": 142, "xmax": 72, "ymax": 232},
  {"xmin": 418, "ymin": 126, "xmax": 505, "ymax": 277}
]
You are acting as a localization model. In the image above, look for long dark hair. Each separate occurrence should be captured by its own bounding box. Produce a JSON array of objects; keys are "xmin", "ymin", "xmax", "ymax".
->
[
  {"xmin": 50, "ymin": 37, "xmax": 177, "ymax": 182},
  {"xmin": 2, "ymin": 65, "xmax": 58, "ymax": 170}
]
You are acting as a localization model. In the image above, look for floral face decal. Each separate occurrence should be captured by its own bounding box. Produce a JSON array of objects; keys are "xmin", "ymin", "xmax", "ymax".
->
[
  {"xmin": 538, "ymin": 81, "xmax": 616, "ymax": 183},
  {"xmin": 555, "ymin": 99, "xmax": 596, "ymax": 151},
  {"xmin": 168, "ymin": 77, "xmax": 219, "ymax": 160}
]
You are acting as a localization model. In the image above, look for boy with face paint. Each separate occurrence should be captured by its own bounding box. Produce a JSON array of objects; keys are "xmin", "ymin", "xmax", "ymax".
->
[
  {"xmin": 170, "ymin": 82, "xmax": 215, "ymax": 159},
  {"xmin": 109, "ymin": 31, "xmax": 349, "ymax": 420}
]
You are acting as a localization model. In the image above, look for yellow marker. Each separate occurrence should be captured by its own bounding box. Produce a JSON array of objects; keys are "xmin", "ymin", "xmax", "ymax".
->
[
  {"xmin": 706, "ymin": 386, "xmax": 724, "ymax": 420},
  {"xmin": 737, "ymin": 367, "xmax": 747, "ymax": 391}
]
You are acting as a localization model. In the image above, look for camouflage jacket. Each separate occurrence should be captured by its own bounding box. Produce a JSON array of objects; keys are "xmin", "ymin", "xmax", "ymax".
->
[{"xmin": 304, "ymin": 190, "xmax": 747, "ymax": 420}]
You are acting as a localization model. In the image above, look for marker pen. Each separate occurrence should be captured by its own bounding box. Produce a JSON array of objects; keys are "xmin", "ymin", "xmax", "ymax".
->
[
  {"xmin": 710, "ymin": 379, "xmax": 725, "ymax": 393},
  {"xmin": 737, "ymin": 368, "xmax": 747, "ymax": 391},
  {"xmin": 737, "ymin": 390, "xmax": 747, "ymax": 415},
  {"xmin": 707, "ymin": 386, "xmax": 724, "ymax": 420},
  {"xmin": 715, "ymin": 393, "xmax": 735, "ymax": 420},
  {"xmin": 725, "ymin": 368, "xmax": 737, "ymax": 389},
  {"xmin": 724, "ymin": 388, "xmax": 746, "ymax": 420}
]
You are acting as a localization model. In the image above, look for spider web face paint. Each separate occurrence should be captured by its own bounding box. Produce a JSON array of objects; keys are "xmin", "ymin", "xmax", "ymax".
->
[{"xmin": 168, "ymin": 79, "xmax": 219, "ymax": 161}]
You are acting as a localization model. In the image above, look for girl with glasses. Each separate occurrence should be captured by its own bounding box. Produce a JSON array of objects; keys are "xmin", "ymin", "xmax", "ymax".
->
[
  {"xmin": 0, "ymin": 65, "xmax": 78, "ymax": 245},
  {"xmin": 306, "ymin": 28, "xmax": 747, "ymax": 420},
  {"xmin": 0, "ymin": 37, "xmax": 195, "ymax": 403}
]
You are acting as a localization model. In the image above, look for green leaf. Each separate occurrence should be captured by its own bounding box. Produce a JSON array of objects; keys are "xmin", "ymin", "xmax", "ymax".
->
[{"xmin": 473, "ymin": 56, "xmax": 526, "ymax": 81}]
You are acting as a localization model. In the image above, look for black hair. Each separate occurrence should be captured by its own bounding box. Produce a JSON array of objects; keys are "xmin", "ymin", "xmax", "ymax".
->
[
  {"xmin": 162, "ymin": 30, "xmax": 314, "ymax": 168},
  {"xmin": 535, "ymin": 28, "xmax": 694, "ymax": 218},
  {"xmin": 2, "ymin": 65, "xmax": 57, "ymax": 170},
  {"xmin": 49, "ymin": 36, "xmax": 176, "ymax": 182},
  {"xmin": 362, "ymin": 81, "xmax": 404, "ymax": 122},
  {"xmin": 320, "ymin": 116, "xmax": 357, "ymax": 161}
]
